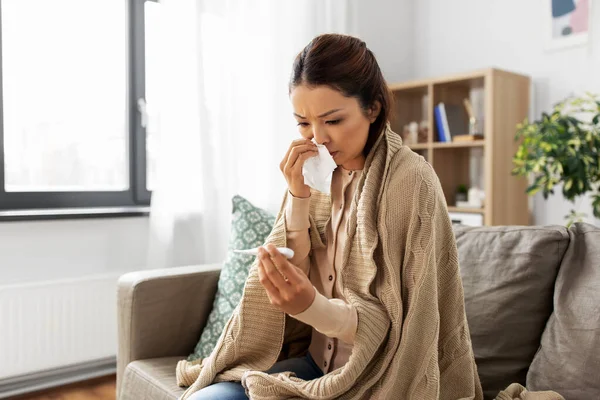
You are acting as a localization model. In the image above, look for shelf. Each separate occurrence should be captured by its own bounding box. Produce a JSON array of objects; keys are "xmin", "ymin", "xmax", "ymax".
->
[
  {"xmin": 388, "ymin": 68, "xmax": 531, "ymax": 226},
  {"xmin": 408, "ymin": 141, "xmax": 485, "ymax": 150},
  {"xmin": 389, "ymin": 81, "xmax": 430, "ymax": 92},
  {"xmin": 432, "ymin": 141, "xmax": 485, "ymax": 149},
  {"xmin": 447, "ymin": 206, "xmax": 485, "ymax": 214},
  {"xmin": 407, "ymin": 143, "xmax": 429, "ymax": 150},
  {"xmin": 390, "ymin": 86, "xmax": 429, "ymax": 140},
  {"xmin": 431, "ymin": 69, "xmax": 488, "ymax": 85}
]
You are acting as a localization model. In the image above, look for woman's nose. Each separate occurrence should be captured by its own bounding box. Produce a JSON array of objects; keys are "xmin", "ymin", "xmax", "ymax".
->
[{"xmin": 312, "ymin": 126, "xmax": 329, "ymax": 145}]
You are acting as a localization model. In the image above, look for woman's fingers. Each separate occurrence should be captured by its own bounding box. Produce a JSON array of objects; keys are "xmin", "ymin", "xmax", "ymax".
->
[
  {"xmin": 284, "ymin": 144, "xmax": 318, "ymax": 174},
  {"xmin": 258, "ymin": 246, "xmax": 316, "ymax": 315},
  {"xmin": 293, "ymin": 150, "xmax": 319, "ymax": 173},
  {"xmin": 280, "ymin": 139, "xmax": 319, "ymax": 199},
  {"xmin": 258, "ymin": 247, "xmax": 288, "ymax": 289},
  {"xmin": 280, "ymin": 139, "xmax": 314, "ymax": 172},
  {"xmin": 265, "ymin": 244, "xmax": 300, "ymax": 285}
]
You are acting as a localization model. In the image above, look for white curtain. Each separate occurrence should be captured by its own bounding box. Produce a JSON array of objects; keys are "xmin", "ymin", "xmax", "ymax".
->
[{"xmin": 147, "ymin": 0, "xmax": 357, "ymax": 269}]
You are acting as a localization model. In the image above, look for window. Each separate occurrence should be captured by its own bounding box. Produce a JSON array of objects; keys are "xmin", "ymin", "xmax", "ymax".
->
[{"xmin": 0, "ymin": 0, "xmax": 158, "ymax": 213}]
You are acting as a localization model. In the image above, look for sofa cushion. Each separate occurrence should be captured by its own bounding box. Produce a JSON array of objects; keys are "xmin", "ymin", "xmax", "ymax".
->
[
  {"xmin": 120, "ymin": 357, "xmax": 184, "ymax": 400},
  {"xmin": 453, "ymin": 225, "xmax": 569, "ymax": 399},
  {"xmin": 527, "ymin": 223, "xmax": 600, "ymax": 399},
  {"xmin": 187, "ymin": 195, "xmax": 275, "ymax": 361}
]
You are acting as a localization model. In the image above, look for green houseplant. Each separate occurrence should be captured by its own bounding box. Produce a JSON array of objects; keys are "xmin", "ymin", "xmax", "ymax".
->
[
  {"xmin": 512, "ymin": 93, "xmax": 600, "ymax": 227},
  {"xmin": 455, "ymin": 184, "xmax": 468, "ymax": 204}
]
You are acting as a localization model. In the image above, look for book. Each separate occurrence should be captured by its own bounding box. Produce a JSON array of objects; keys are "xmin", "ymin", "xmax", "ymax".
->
[
  {"xmin": 434, "ymin": 103, "xmax": 449, "ymax": 142},
  {"xmin": 444, "ymin": 103, "xmax": 468, "ymax": 138},
  {"xmin": 435, "ymin": 102, "xmax": 469, "ymax": 143}
]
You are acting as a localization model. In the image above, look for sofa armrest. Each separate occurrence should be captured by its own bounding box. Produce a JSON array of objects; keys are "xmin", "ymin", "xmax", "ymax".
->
[{"xmin": 116, "ymin": 263, "xmax": 221, "ymax": 396}]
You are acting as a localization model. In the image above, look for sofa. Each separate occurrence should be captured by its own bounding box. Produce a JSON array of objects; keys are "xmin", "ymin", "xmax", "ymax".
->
[{"xmin": 117, "ymin": 223, "xmax": 600, "ymax": 400}]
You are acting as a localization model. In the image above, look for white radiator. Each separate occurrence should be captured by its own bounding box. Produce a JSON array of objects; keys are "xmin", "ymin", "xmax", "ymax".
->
[{"xmin": 0, "ymin": 273, "xmax": 121, "ymax": 381}]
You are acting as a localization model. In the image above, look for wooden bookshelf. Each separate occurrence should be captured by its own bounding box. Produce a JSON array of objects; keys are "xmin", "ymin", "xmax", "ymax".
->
[
  {"xmin": 432, "ymin": 141, "xmax": 485, "ymax": 149},
  {"xmin": 447, "ymin": 206, "xmax": 485, "ymax": 214},
  {"xmin": 389, "ymin": 68, "xmax": 530, "ymax": 226},
  {"xmin": 408, "ymin": 143, "xmax": 429, "ymax": 150}
]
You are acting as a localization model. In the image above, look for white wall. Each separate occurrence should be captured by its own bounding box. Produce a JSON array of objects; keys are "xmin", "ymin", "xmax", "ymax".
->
[
  {"xmin": 354, "ymin": 0, "xmax": 414, "ymax": 83},
  {"xmin": 412, "ymin": 0, "xmax": 600, "ymax": 226},
  {"xmin": 0, "ymin": 218, "xmax": 150, "ymax": 285}
]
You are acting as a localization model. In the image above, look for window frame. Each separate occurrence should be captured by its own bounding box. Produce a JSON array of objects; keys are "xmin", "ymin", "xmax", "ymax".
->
[{"xmin": 0, "ymin": 0, "xmax": 155, "ymax": 213}]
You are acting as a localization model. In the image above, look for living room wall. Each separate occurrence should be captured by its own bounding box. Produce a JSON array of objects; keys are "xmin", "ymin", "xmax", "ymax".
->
[
  {"xmin": 411, "ymin": 0, "xmax": 600, "ymax": 226},
  {"xmin": 354, "ymin": 0, "xmax": 414, "ymax": 83},
  {"xmin": 0, "ymin": 218, "xmax": 149, "ymax": 285}
]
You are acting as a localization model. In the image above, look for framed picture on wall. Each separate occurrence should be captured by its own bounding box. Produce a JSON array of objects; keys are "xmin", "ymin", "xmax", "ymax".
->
[{"xmin": 546, "ymin": 0, "xmax": 593, "ymax": 50}]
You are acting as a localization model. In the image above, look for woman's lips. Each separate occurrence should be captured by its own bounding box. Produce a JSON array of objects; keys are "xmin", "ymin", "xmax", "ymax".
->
[{"xmin": 329, "ymin": 151, "xmax": 338, "ymax": 157}]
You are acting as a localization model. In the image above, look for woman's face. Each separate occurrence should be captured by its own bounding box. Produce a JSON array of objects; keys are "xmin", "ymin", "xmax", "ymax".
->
[{"xmin": 290, "ymin": 84, "xmax": 378, "ymax": 171}]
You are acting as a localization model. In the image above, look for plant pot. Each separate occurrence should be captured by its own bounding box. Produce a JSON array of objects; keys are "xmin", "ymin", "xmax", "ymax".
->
[{"xmin": 455, "ymin": 193, "xmax": 468, "ymax": 204}]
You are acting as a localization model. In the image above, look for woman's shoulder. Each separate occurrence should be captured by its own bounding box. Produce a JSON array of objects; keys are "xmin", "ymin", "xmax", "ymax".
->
[
  {"xmin": 387, "ymin": 145, "xmax": 439, "ymax": 189},
  {"xmin": 381, "ymin": 143, "xmax": 445, "ymax": 220}
]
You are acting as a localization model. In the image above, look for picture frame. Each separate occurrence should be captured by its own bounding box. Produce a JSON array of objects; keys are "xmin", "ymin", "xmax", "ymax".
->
[{"xmin": 545, "ymin": 0, "xmax": 593, "ymax": 51}]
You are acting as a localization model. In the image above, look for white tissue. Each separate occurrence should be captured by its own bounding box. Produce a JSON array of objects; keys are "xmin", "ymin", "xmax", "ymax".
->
[{"xmin": 302, "ymin": 143, "xmax": 337, "ymax": 194}]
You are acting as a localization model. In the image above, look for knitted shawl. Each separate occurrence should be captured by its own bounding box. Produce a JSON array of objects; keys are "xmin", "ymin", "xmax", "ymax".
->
[{"xmin": 176, "ymin": 128, "xmax": 485, "ymax": 399}]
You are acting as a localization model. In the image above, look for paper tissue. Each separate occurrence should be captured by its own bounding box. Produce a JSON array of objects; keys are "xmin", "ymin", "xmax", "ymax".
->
[{"xmin": 302, "ymin": 143, "xmax": 337, "ymax": 194}]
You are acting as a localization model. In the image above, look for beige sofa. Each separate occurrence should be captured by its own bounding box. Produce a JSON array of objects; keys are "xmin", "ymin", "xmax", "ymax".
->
[{"xmin": 117, "ymin": 223, "xmax": 600, "ymax": 400}]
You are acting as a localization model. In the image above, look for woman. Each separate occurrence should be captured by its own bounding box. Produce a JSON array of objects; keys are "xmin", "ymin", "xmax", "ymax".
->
[{"xmin": 179, "ymin": 33, "xmax": 483, "ymax": 400}]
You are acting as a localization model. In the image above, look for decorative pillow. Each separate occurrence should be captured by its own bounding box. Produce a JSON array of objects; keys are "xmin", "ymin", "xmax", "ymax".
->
[
  {"xmin": 187, "ymin": 195, "xmax": 275, "ymax": 361},
  {"xmin": 453, "ymin": 225, "xmax": 569, "ymax": 400},
  {"xmin": 527, "ymin": 223, "xmax": 600, "ymax": 399}
]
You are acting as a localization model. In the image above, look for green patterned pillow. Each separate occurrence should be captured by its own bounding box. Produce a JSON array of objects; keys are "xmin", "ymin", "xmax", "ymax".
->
[{"xmin": 187, "ymin": 195, "xmax": 275, "ymax": 361}]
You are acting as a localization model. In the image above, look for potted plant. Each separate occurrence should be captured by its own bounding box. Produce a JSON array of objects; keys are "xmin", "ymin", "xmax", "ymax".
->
[
  {"xmin": 512, "ymin": 93, "xmax": 600, "ymax": 227},
  {"xmin": 455, "ymin": 184, "xmax": 468, "ymax": 205}
]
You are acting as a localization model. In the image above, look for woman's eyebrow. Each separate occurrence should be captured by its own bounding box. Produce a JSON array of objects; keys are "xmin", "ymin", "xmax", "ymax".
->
[
  {"xmin": 293, "ymin": 108, "xmax": 344, "ymax": 119},
  {"xmin": 318, "ymin": 108, "xmax": 343, "ymax": 118}
]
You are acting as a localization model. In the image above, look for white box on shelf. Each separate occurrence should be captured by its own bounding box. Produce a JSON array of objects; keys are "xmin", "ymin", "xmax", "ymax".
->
[{"xmin": 449, "ymin": 212, "xmax": 483, "ymax": 227}]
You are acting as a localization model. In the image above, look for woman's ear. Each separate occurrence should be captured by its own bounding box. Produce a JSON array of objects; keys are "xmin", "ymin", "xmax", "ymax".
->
[{"xmin": 367, "ymin": 101, "xmax": 382, "ymax": 123}]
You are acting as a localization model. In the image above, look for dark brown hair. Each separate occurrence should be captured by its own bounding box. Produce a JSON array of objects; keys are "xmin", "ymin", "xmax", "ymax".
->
[{"xmin": 289, "ymin": 33, "xmax": 392, "ymax": 155}]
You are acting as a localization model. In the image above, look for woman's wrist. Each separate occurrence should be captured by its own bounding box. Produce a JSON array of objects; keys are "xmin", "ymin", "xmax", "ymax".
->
[
  {"xmin": 289, "ymin": 189, "xmax": 311, "ymax": 199},
  {"xmin": 285, "ymin": 192, "xmax": 311, "ymax": 231}
]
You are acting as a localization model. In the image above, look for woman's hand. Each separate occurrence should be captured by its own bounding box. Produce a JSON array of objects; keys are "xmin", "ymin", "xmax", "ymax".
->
[
  {"xmin": 257, "ymin": 244, "xmax": 316, "ymax": 315},
  {"xmin": 280, "ymin": 139, "xmax": 318, "ymax": 198}
]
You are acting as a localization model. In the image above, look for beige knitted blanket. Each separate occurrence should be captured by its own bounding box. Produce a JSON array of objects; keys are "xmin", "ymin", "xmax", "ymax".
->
[{"xmin": 176, "ymin": 129, "xmax": 563, "ymax": 400}]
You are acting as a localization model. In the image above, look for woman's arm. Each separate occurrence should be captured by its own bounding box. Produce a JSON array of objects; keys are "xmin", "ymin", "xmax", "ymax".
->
[
  {"xmin": 289, "ymin": 290, "xmax": 358, "ymax": 345},
  {"xmin": 285, "ymin": 192, "xmax": 311, "ymax": 276}
]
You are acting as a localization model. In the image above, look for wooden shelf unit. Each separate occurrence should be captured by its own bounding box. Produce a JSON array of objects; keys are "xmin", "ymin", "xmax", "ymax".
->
[
  {"xmin": 389, "ymin": 68, "xmax": 530, "ymax": 226},
  {"xmin": 447, "ymin": 206, "xmax": 485, "ymax": 215}
]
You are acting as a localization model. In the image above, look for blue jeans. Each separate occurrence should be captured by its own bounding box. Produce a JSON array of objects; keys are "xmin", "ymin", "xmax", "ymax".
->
[{"xmin": 187, "ymin": 352, "xmax": 324, "ymax": 400}]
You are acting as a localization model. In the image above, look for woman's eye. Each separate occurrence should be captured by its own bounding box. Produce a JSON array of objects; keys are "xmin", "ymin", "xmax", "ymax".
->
[
  {"xmin": 297, "ymin": 122, "xmax": 309, "ymax": 127},
  {"xmin": 326, "ymin": 119, "xmax": 342, "ymax": 125}
]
